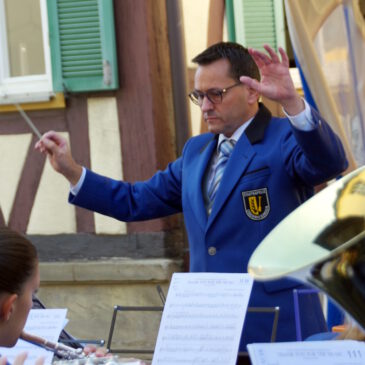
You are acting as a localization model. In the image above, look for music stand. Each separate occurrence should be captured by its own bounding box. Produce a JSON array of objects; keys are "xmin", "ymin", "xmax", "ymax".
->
[
  {"xmin": 106, "ymin": 305, "xmax": 164, "ymax": 354},
  {"xmin": 107, "ymin": 304, "xmax": 279, "ymax": 359}
]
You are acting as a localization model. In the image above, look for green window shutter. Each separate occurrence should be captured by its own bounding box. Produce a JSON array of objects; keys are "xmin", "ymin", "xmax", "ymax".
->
[
  {"xmin": 226, "ymin": 0, "xmax": 285, "ymax": 53},
  {"xmin": 47, "ymin": 0, "xmax": 118, "ymax": 92}
]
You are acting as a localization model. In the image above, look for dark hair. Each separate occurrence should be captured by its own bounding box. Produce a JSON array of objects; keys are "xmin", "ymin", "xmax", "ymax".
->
[
  {"xmin": 0, "ymin": 227, "xmax": 38, "ymax": 294},
  {"xmin": 192, "ymin": 41, "xmax": 260, "ymax": 82}
]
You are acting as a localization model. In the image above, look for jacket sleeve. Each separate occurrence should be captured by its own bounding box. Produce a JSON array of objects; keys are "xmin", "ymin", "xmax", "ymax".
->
[
  {"xmin": 69, "ymin": 157, "xmax": 183, "ymax": 222},
  {"xmin": 283, "ymin": 107, "xmax": 348, "ymax": 186}
]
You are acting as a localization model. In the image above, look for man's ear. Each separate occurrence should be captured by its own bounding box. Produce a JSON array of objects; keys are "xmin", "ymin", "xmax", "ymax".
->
[
  {"xmin": 0, "ymin": 294, "xmax": 18, "ymax": 321},
  {"xmin": 247, "ymin": 87, "xmax": 260, "ymax": 105}
]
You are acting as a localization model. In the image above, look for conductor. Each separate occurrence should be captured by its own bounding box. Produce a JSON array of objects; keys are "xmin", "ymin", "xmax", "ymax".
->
[{"xmin": 35, "ymin": 42, "xmax": 348, "ymax": 349}]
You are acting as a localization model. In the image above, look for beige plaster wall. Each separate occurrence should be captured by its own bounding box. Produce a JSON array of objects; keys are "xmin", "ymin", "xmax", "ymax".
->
[
  {"xmin": 27, "ymin": 133, "xmax": 77, "ymax": 234},
  {"xmin": 182, "ymin": 0, "xmax": 211, "ymax": 137},
  {"xmin": 182, "ymin": 0, "xmax": 228, "ymax": 136},
  {"xmin": 0, "ymin": 133, "xmax": 32, "ymax": 223},
  {"xmin": 87, "ymin": 96, "xmax": 126, "ymax": 235},
  {"xmin": 182, "ymin": 0, "xmax": 211, "ymax": 70}
]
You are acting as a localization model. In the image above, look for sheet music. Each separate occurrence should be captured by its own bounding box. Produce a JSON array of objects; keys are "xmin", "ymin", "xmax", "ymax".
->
[
  {"xmin": 0, "ymin": 308, "xmax": 68, "ymax": 365},
  {"xmin": 248, "ymin": 340, "xmax": 365, "ymax": 365},
  {"xmin": 152, "ymin": 273, "xmax": 253, "ymax": 365}
]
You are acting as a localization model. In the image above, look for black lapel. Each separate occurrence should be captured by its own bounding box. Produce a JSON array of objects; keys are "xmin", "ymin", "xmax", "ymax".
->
[{"xmin": 245, "ymin": 103, "xmax": 272, "ymax": 144}]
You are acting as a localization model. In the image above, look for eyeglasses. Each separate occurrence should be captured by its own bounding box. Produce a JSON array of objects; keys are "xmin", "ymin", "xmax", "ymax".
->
[{"xmin": 188, "ymin": 82, "xmax": 242, "ymax": 106}]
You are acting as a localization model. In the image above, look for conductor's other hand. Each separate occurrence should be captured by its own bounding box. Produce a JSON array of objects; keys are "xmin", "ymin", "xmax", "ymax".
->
[
  {"xmin": 240, "ymin": 44, "xmax": 304, "ymax": 115},
  {"xmin": 35, "ymin": 131, "xmax": 82, "ymax": 186}
]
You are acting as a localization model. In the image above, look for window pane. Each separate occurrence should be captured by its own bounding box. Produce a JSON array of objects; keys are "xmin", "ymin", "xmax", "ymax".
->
[{"xmin": 4, "ymin": 0, "xmax": 45, "ymax": 76}]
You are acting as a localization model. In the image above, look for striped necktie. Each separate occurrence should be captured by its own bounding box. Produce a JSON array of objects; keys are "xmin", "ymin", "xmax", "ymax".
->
[{"xmin": 207, "ymin": 139, "xmax": 235, "ymax": 214}]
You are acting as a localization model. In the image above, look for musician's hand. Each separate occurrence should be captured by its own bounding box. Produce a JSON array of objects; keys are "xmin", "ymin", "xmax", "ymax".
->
[
  {"xmin": 337, "ymin": 325, "xmax": 365, "ymax": 341},
  {"xmin": 0, "ymin": 353, "xmax": 45, "ymax": 365},
  {"xmin": 0, "ymin": 355, "xmax": 7, "ymax": 365},
  {"xmin": 83, "ymin": 345, "xmax": 110, "ymax": 358},
  {"xmin": 34, "ymin": 131, "xmax": 83, "ymax": 186}
]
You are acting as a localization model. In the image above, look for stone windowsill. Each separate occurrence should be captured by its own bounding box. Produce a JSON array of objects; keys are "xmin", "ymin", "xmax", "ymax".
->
[{"xmin": 40, "ymin": 258, "xmax": 183, "ymax": 284}]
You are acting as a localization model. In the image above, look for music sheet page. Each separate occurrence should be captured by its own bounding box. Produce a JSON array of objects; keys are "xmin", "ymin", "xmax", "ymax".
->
[
  {"xmin": 0, "ymin": 308, "xmax": 67, "ymax": 365},
  {"xmin": 152, "ymin": 272, "xmax": 253, "ymax": 365},
  {"xmin": 248, "ymin": 340, "xmax": 365, "ymax": 365}
]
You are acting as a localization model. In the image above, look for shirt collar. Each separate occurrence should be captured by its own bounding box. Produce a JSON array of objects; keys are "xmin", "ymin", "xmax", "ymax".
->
[{"xmin": 217, "ymin": 116, "xmax": 255, "ymax": 151}]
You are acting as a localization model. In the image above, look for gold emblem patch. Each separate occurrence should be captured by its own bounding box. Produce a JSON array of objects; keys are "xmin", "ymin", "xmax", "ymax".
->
[{"xmin": 242, "ymin": 188, "xmax": 270, "ymax": 220}]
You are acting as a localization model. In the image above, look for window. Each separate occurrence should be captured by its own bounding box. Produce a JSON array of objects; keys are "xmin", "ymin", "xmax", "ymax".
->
[
  {"xmin": 0, "ymin": 0, "xmax": 118, "ymax": 106},
  {"xmin": 226, "ymin": 0, "xmax": 286, "ymax": 54},
  {"xmin": 225, "ymin": 0, "xmax": 301, "ymax": 88},
  {"xmin": 0, "ymin": 0, "xmax": 53, "ymax": 104}
]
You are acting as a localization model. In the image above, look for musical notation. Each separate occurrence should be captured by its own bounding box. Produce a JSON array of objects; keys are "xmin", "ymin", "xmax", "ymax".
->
[
  {"xmin": 0, "ymin": 309, "xmax": 68, "ymax": 365},
  {"xmin": 152, "ymin": 273, "xmax": 253, "ymax": 365},
  {"xmin": 248, "ymin": 340, "xmax": 365, "ymax": 365}
]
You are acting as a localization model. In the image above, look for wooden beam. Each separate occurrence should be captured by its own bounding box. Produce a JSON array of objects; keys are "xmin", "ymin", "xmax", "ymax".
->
[
  {"xmin": 207, "ymin": 0, "xmax": 225, "ymax": 46},
  {"xmin": 113, "ymin": 0, "xmax": 179, "ymax": 233}
]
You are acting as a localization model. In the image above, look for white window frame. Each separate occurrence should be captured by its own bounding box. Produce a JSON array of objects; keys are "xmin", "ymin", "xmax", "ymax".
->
[{"xmin": 0, "ymin": 0, "xmax": 54, "ymax": 105}]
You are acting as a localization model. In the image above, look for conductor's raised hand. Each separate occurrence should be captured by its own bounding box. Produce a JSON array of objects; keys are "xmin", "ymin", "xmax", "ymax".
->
[
  {"xmin": 240, "ymin": 44, "xmax": 304, "ymax": 115},
  {"xmin": 35, "ymin": 131, "xmax": 82, "ymax": 185}
]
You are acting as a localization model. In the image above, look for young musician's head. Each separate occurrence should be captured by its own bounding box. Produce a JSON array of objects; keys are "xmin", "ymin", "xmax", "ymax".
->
[{"xmin": 0, "ymin": 227, "xmax": 39, "ymax": 347}]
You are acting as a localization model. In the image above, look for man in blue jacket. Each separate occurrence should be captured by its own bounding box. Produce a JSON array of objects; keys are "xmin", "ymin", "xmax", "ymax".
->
[{"xmin": 36, "ymin": 43, "xmax": 348, "ymax": 349}]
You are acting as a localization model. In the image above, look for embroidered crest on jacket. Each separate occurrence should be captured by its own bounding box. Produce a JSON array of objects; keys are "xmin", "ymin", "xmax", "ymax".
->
[{"xmin": 242, "ymin": 188, "xmax": 270, "ymax": 220}]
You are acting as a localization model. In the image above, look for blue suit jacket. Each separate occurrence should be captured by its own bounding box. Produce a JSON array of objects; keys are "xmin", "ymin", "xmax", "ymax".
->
[{"xmin": 70, "ymin": 104, "xmax": 348, "ymax": 348}]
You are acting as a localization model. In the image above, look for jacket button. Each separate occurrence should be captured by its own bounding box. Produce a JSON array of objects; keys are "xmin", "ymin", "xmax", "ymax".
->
[{"xmin": 208, "ymin": 246, "xmax": 217, "ymax": 256}]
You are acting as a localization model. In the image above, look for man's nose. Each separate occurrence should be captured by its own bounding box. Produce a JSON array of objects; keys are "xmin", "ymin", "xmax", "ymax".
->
[{"xmin": 200, "ymin": 95, "xmax": 214, "ymax": 111}]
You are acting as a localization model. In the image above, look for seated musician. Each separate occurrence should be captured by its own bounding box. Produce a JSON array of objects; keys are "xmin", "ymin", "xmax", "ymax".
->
[{"xmin": 0, "ymin": 227, "xmax": 43, "ymax": 365}]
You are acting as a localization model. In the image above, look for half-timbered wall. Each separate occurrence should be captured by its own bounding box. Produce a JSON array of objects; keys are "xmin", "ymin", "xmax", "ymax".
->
[{"xmin": 0, "ymin": 0, "xmax": 185, "ymax": 260}]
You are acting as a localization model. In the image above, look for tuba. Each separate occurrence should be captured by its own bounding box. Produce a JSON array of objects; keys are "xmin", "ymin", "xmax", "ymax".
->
[{"xmin": 248, "ymin": 166, "xmax": 365, "ymax": 330}]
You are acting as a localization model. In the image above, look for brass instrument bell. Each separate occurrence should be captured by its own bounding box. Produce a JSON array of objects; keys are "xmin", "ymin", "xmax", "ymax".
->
[{"xmin": 248, "ymin": 166, "xmax": 365, "ymax": 329}]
